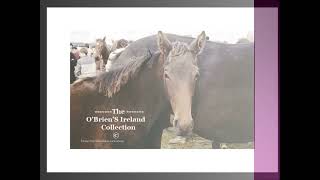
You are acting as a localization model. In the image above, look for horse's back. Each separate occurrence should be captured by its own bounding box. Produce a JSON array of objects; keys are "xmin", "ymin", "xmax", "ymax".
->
[{"xmin": 194, "ymin": 42, "xmax": 254, "ymax": 143}]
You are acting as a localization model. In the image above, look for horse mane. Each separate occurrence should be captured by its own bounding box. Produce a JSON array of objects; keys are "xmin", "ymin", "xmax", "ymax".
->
[{"xmin": 96, "ymin": 49, "xmax": 152, "ymax": 97}]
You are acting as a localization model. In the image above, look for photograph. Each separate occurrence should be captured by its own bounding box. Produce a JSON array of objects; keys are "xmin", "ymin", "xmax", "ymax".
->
[{"xmin": 69, "ymin": 8, "xmax": 254, "ymax": 149}]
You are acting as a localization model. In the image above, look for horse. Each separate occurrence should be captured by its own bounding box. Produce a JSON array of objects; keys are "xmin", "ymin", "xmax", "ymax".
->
[
  {"xmin": 70, "ymin": 48, "xmax": 171, "ymax": 148},
  {"xmin": 111, "ymin": 32, "xmax": 254, "ymax": 146},
  {"xmin": 94, "ymin": 36, "xmax": 110, "ymax": 73}
]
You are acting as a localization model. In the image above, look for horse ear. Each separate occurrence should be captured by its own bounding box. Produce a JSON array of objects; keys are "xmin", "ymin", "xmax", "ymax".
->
[
  {"xmin": 103, "ymin": 36, "xmax": 106, "ymax": 41},
  {"xmin": 157, "ymin": 31, "xmax": 172, "ymax": 54},
  {"xmin": 189, "ymin": 31, "xmax": 207, "ymax": 55}
]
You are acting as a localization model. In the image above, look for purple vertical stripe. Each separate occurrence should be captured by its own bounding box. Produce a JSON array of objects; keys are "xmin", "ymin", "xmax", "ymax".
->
[{"xmin": 255, "ymin": 8, "xmax": 279, "ymax": 173}]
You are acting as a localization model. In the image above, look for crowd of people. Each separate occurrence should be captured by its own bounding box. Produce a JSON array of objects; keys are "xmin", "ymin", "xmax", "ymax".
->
[
  {"xmin": 70, "ymin": 39, "xmax": 129, "ymax": 84},
  {"xmin": 70, "ymin": 35, "xmax": 253, "ymax": 85}
]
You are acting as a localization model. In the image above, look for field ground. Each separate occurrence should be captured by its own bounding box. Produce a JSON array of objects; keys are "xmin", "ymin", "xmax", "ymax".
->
[{"xmin": 161, "ymin": 127, "xmax": 254, "ymax": 149}]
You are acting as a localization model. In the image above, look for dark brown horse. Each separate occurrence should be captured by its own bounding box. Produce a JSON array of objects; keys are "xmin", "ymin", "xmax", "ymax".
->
[
  {"xmin": 94, "ymin": 37, "xmax": 110, "ymax": 73},
  {"xmin": 70, "ymin": 48, "xmax": 171, "ymax": 149}
]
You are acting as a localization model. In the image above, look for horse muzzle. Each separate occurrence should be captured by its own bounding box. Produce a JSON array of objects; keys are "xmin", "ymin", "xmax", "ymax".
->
[{"xmin": 175, "ymin": 119, "xmax": 194, "ymax": 137}]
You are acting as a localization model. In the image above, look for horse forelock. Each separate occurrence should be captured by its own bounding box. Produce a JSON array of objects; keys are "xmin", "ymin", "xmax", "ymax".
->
[
  {"xmin": 169, "ymin": 41, "xmax": 189, "ymax": 57},
  {"xmin": 96, "ymin": 50, "xmax": 152, "ymax": 98}
]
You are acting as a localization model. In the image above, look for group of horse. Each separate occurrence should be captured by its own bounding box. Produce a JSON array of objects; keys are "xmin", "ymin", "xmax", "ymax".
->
[{"xmin": 70, "ymin": 31, "xmax": 254, "ymax": 149}]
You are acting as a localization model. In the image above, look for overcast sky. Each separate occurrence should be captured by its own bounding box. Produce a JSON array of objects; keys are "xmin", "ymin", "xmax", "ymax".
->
[{"xmin": 69, "ymin": 8, "xmax": 253, "ymax": 44}]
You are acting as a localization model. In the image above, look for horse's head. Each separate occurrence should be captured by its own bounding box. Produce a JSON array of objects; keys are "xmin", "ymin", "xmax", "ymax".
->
[
  {"xmin": 157, "ymin": 31, "xmax": 207, "ymax": 136},
  {"xmin": 95, "ymin": 36, "xmax": 110, "ymax": 64},
  {"xmin": 95, "ymin": 36, "xmax": 106, "ymax": 52}
]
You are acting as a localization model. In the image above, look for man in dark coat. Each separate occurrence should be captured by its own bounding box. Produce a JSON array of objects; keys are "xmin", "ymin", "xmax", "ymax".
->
[{"xmin": 70, "ymin": 52, "xmax": 77, "ymax": 84}]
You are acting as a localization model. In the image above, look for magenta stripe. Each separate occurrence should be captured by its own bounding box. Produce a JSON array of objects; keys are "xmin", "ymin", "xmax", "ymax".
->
[{"xmin": 255, "ymin": 8, "xmax": 279, "ymax": 172}]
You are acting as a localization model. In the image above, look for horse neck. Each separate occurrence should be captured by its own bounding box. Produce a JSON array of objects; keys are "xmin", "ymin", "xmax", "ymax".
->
[
  {"xmin": 108, "ymin": 62, "xmax": 165, "ymax": 106},
  {"xmin": 100, "ymin": 47, "xmax": 110, "ymax": 60}
]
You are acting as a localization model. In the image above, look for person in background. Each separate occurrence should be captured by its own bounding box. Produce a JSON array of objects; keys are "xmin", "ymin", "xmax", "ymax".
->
[
  {"xmin": 110, "ymin": 39, "xmax": 129, "ymax": 52},
  {"xmin": 74, "ymin": 48, "xmax": 97, "ymax": 79},
  {"xmin": 87, "ymin": 44, "xmax": 95, "ymax": 57},
  {"xmin": 105, "ymin": 39, "xmax": 129, "ymax": 71},
  {"xmin": 87, "ymin": 48, "xmax": 93, "ymax": 57},
  {"xmin": 71, "ymin": 47, "xmax": 80, "ymax": 60},
  {"xmin": 70, "ymin": 43, "xmax": 78, "ymax": 84},
  {"xmin": 70, "ymin": 50, "xmax": 77, "ymax": 84}
]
